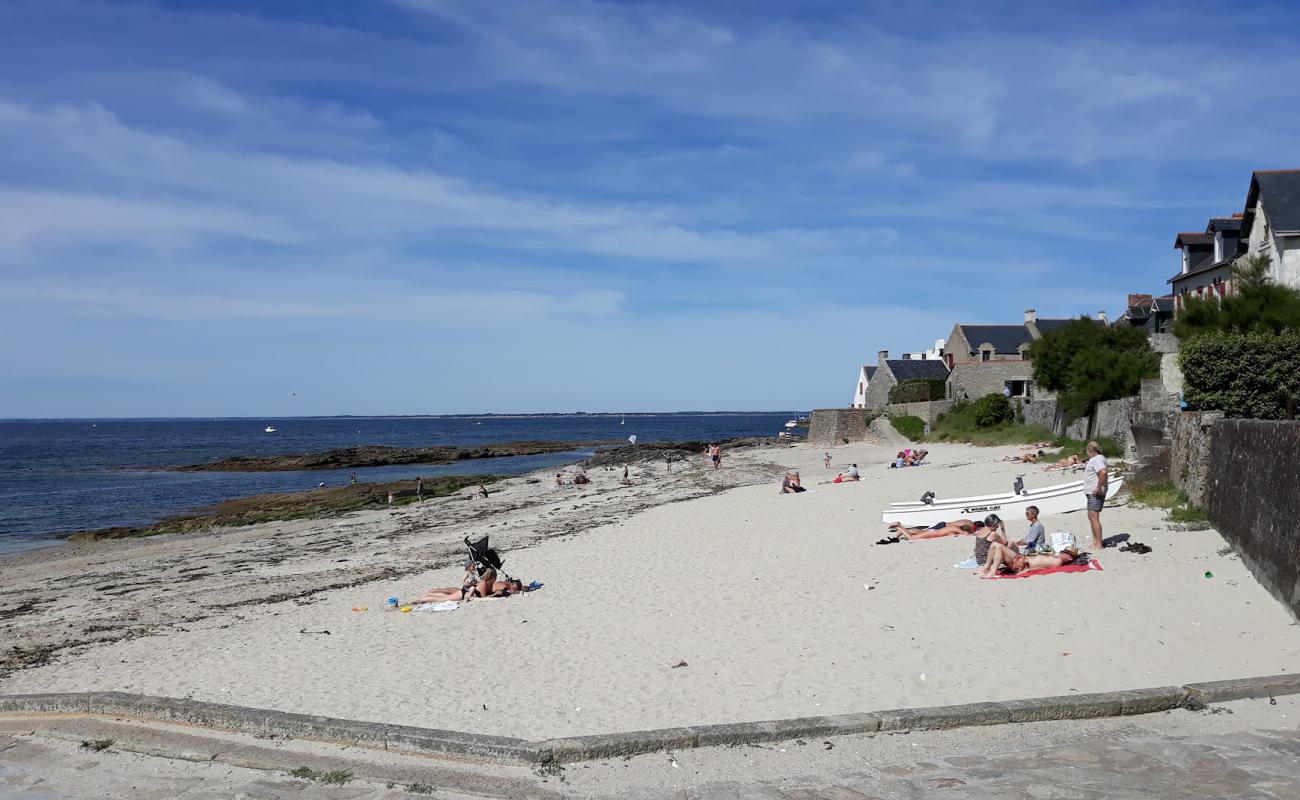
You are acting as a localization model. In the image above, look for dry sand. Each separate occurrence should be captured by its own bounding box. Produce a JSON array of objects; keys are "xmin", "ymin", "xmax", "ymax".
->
[{"xmin": 2, "ymin": 441, "xmax": 1297, "ymax": 739}]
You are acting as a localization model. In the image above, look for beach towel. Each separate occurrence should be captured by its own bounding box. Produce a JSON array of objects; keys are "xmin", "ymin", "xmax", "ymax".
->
[
  {"xmin": 992, "ymin": 560, "xmax": 1103, "ymax": 579},
  {"xmin": 952, "ymin": 556, "xmax": 979, "ymax": 569},
  {"xmin": 413, "ymin": 600, "xmax": 460, "ymax": 612}
]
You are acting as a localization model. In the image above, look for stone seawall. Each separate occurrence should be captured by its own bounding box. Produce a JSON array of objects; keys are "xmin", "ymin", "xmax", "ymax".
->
[
  {"xmin": 1204, "ymin": 420, "xmax": 1300, "ymax": 620},
  {"xmin": 884, "ymin": 400, "xmax": 953, "ymax": 425},
  {"xmin": 1171, "ymin": 411, "xmax": 1221, "ymax": 508},
  {"xmin": 808, "ymin": 409, "xmax": 873, "ymax": 446}
]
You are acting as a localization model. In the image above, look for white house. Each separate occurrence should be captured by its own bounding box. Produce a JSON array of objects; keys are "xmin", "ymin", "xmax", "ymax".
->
[
  {"xmin": 902, "ymin": 338, "xmax": 945, "ymax": 361},
  {"xmin": 851, "ymin": 364, "xmax": 877, "ymax": 408}
]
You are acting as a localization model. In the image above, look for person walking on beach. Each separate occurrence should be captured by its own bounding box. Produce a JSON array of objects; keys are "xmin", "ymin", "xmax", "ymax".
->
[
  {"xmin": 350, "ymin": 472, "xmax": 357, "ymax": 486},
  {"xmin": 387, "ymin": 492, "xmax": 395, "ymax": 509},
  {"xmin": 416, "ymin": 478, "xmax": 423, "ymax": 502},
  {"xmin": 709, "ymin": 443, "xmax": 722, "ymax": 470},
  {"xmin": 1083, "ymin": 441, "xmax": 1109, "ymax": 549},
  {"xmin": 823, "ymin": 452, "xmax": 832, "ymax": 469}
]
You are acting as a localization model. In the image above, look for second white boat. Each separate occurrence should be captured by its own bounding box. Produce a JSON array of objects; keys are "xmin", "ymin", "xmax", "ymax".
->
[{"xmin": 881, "ymin": 477, "xmax": 1124, "ymax": 528}]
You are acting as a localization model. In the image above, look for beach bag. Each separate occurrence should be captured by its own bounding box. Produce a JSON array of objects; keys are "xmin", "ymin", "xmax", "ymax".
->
[{"xmin": 1049, "ymin": 531, "xmax": 1076, "ymax": 553}]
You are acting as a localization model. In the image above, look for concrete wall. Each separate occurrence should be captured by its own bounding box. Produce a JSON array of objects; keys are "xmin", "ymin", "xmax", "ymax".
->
[
  {"xmin": 1020, "ymin": 396, "xmax": 1061, "ymax": 433},
  {"xmin": 884, "ymin": 400, "xmax": 954, "ymax": 425},
  {"xmin": 946, "ymin": 361, "xmax": 1033, "ymax": 402},
  {"xmin": 1204, "ymin": 420, "xmax": 1300, "ymax": 620},
  {"xmin": 1171, "ymin": 411, "xmax": 1223, "ymax": 507},
  {"xmin": 807, "ymin": 408, "xmax": 873, "ymax": 446}
]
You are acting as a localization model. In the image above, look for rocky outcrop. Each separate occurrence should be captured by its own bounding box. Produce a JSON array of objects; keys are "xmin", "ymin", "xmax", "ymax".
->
[{"xmin": 171, "ymin": 441, "xmax": 615, "ymax": 472}]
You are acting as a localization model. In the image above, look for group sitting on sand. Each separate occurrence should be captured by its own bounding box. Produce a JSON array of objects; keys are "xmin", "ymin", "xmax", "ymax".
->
[
  {"xmin": 780, "ymin": 472, "xmax": 806, "ymax": 493},
  {"xmin": 890, "ymin": 449, "xmax": 927, "ymax": 468},
  {"xmin": 882, "ymin": 507, "xmax": 1079, "ymax": 577}
]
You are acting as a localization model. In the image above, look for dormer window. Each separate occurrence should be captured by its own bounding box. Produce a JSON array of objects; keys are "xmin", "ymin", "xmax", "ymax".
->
[{"xmin": 980, "ymin": 347, "xmax": 992, "ymax": 362}]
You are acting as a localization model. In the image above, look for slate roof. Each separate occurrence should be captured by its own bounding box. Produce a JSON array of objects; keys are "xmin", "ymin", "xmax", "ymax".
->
[
  {"xmin": 1248, "ymin": 170, "xmax": 1300, "ymax": 233},
  {"xmin": 1153, "ymin": 295, "xmax": 1175, "ymax": 312},
  {"xmin": 864, "ymin": 365, "xmax": 877, "ymax": 380},
  {"xmin": 885, "ymin": 359, "xmax": 949, "ymax": 380},
  {"xmin": 1173, "ymin": 232, "xmax": 1213, "ymax": 248},
  {"xmin": 1031, "ymin": 318, "xmax": 1082, "ymax": 336},
  {"xmin": 1206, "ymin": 216, "xmax": 1243, "ymax": 233},
  {"xmin": 957, "ymin": 324, "xmax": 1032, "ymax": 354}
]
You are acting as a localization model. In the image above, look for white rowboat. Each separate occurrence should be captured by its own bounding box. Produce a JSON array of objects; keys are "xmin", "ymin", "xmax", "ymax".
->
[{"xmin": 881, "ymin": 478, "xmax": 1124, "ymax": 528}]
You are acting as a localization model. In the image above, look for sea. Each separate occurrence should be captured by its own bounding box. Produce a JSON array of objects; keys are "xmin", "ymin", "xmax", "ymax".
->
[{"xmin": 0, "ymin": 413, "xmax": 799, "ymax": 556}]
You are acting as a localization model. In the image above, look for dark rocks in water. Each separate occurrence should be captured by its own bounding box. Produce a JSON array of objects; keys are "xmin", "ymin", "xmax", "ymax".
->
[
  {"xmin": 70, "ymin": 475, "xmax": 502, "ymax": 541},
  {"xmin": 170, "ymin": 440, "xmax": 617, "ymax": 472},
  {"xmin": 583, "ymin": 436, "xmax": 776, "ymax": 467}
]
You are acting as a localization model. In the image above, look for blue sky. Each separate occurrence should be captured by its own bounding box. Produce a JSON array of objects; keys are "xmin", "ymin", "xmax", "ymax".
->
[{"xmin": 2, "ymin": 0, "xmax": 1299, "ymax": 417}]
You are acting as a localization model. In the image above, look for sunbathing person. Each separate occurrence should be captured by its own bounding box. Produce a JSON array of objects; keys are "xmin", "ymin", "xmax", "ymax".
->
[
  {"xmin": 780, "ymin": 472, "xmax": 806, "ymax": 493},
  {"xmin": 410, "ymin": 567, "xmax": 524, "ymax": 603},
  {"xmin": 885, "ymin": 518, "xmax": 982, "ymax": 540},
  {"xmin": 826, "ymin": 464, "xmax": 860, "ymax": 483},
  {"xmin": 972, "ymin": 514, "xmax": 1009, "ymax": 565},
  {"xmin": 1021, "ymin": 441, "xmax": 1053, "ymax": 450},
  {"xmin": 1042, "ymin": 454, "xmax": 1082, "ymax": 471},
  {"xmin": 997, "ymin": 451, "xmax": 1042, "ymax": 463},
  {"xmin": 975, "ymin": 541, "xmax": 1077, "ymax": 578}
]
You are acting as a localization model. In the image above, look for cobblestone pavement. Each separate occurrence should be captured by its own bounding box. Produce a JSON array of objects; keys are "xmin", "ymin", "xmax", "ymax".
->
[{"xmin": 1, "ymin": 700, "xmax": 1298, "ymax": 798}]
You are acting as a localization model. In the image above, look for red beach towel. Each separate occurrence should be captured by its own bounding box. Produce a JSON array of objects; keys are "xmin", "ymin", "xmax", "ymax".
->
[{"xmin": 993, "ymin": 559, "xmax": 1103, "ymax": 579}]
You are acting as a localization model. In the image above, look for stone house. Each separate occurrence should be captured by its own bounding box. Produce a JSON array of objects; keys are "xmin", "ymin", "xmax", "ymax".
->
[
  {"xmin": 1241, "ymin": 169, "xmax": 1300, "ymax": 288},
  {"xmin": 1168, "ymin": 218, "xmax": 1240, "ymax": 307},
  {"xmin": 859, "ymin": 351, "xmax": 949, "ymax": 411},
  {"xmin": 1168, "ymin": 169, "xmax": 1300, "ymax": 308},
  {"xmin": 940, "ymin": 311, "xmax": 1093, "ymax": 401},
  {"xmin": 1117, "ymin": 293, "xmax": 1175, "ymax": 333},
  {"xmin": 850, "ymin": 364, "xmax": 877, "ymax": 409}
]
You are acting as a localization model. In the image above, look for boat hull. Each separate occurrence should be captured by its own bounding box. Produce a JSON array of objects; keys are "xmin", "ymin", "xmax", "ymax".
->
[{"xmin": 881, "ymin": 478, "xmax": 1124, "ymax": 528}]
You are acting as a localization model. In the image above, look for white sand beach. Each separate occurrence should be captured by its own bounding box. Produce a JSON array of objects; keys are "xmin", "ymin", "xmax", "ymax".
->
[{"xmin": 2, "ymin": 441, "xmax": 1298, "ymax": 740}]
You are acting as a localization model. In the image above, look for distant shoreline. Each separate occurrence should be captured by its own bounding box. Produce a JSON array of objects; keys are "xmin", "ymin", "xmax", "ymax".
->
[{"xmin": 0, "ymin": 411, "xmax": 804, "ymax": 422}]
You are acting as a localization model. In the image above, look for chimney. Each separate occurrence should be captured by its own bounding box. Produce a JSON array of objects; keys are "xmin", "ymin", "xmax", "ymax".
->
[
  {"xmin": 877, "ymin": 350, "xmax": 889, "ymax": 364},
  {"xmin": 1098, "ymin": 310, "xmax": 1109, "ymax": 325},
  {"xmin": 1024, "ymin": 309, "xmax": 1037, "ymax": 324},
  {"xmin": 1127, "ymin": 293, "xmax": 1153, "ymax": 309}
]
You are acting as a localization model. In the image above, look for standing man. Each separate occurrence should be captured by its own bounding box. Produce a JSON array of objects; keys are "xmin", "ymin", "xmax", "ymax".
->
[
  {"xmin": 1082, "ymin": 441, "xmax": 1108, "ymax": 549},
  {"xmin": 416, "ymin": 477, "xmax": 423, "ymax": 502},
  {"xmin": 709, "ymin": 443, "xmax": 722, "ymax": 470}
]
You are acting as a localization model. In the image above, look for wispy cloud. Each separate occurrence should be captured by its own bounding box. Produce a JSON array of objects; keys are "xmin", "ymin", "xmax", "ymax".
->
[{"xmin": 1, "ymin": 0, "xmax": 1299, "ymax": 415}]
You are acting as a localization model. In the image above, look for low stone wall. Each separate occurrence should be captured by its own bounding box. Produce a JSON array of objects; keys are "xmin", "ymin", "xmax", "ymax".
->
[
  {"xmin": 1094, "ymin": 397, "xmax": 1138, "ymax": 454},
  {"xmin": 1020, "ymin": 397, "xmax": 1061, "ymax": 432},
  {"xmin": 1170, "ymin": 411, "xmax": 1222, "ymax": 507},
  {"xmin": 1205, "ymin": 421, "xmax": 1300, "ymax": 620},
  {"xmin": 884, "ymin": 400, "xmax": 953, "ymax": 425},
  {"xmin": 807, "ymin": 408, "xmax": 873, "ymax": 446}
]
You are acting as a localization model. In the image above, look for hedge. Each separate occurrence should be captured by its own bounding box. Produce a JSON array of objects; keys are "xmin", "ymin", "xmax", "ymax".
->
[
  {"xmin": 888, "ymin": 379, "xmax": 947, "ymax": 404},
  {"xmin": 972, "ymin": 393, "xmax": 1014, "ymax": 427},
  {"xmin": 1180, "ymin": 331, "xmax": 1300, "ymax": 419},
  {"xmin": 890, "ymin": 415, "xmax": 926, "ymax": 441}
]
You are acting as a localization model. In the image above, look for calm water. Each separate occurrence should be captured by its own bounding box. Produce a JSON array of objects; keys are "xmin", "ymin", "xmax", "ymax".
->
[{"xmin": 0, "ymin": 413, "xmax": 798, "ymax": 555}]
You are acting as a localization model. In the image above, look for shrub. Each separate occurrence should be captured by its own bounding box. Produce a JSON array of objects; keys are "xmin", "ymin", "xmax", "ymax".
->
[
  {"xmin": 889, "ymin": 379, "xmax": 947, "ymax": 404},
  {"xmin": 1180, "ymin": 331, "xmax": 1300, "ymax": 419},
  {"xmin": 972, "ymin": 393, "xmax": 1013, "ymax": 428},
  {"xmin": 1175, "ymin": 255, "xmax": 1300, "ymax": 337},
  {"xmin": 1128, "ymin": 481, "xmax": 1179, "ymax": 508},
  {"xmin": 890, "ymin": 414, "xmax": 925, "ymax": 441}
]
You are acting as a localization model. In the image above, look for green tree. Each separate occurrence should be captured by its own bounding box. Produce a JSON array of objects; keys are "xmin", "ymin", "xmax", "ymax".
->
[
  {"xmin": 1174, "ymin": 255, "xmax": 1300, "ymax": 337},
  {"xmin": 1030, "ymin": 318, "xmax": 1159, "ymax": 420}
]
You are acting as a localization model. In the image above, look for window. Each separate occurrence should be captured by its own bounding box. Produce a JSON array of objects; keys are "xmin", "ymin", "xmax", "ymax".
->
[
  {"xmin": 1006, "ymin": 380, "xmax": 1027, "ymax": 398},
  {"xmin": 981, "ymin": 350, "xmax": 991, "ymax": 362}
]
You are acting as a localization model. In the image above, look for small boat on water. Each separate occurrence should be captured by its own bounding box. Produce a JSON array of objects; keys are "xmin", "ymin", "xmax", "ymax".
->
[
  {"xmin": 784, "ymin": 419, "xmax": 798, "ymax": 428},
  {"xmin": 881, "ymin": 477, "xmax": 1124, "ymax": 528},
  {"xmin": 264, "ymin": 425, "xmax": 277, "ymax": 433}
]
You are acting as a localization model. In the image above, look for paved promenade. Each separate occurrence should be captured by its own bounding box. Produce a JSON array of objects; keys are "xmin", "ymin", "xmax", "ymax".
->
[{"xmin": 2, "ymin": 697, "xmax": 1298, "ymax": 798}]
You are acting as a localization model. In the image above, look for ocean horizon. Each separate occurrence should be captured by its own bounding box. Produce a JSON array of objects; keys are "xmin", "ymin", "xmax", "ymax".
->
[{"xmin": 0, "ymin": 412, "xmax": 801, "ymax": 556}]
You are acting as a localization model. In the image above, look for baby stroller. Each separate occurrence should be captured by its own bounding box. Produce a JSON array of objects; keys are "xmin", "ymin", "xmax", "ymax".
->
[{"xmin": 464, "ymin": 535, "xmax": 511, "ymax": 581}]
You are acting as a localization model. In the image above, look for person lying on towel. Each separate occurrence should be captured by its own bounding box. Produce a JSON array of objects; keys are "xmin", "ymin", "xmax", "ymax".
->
[
  {"xmin": 410, "ymin": 566, "xmax": 524, "ymax": 603},
  {"xmin": 975, "ymin": 541, "xmax": 1078, "ymax": 578},
  {"xmin": 884, "ymin": 518, "xmax": 982, "ymax": 540}
]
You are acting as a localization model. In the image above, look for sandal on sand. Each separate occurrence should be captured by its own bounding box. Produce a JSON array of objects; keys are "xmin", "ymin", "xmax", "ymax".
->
[{"xmin": 875, "ymin": 536, "xmax": 901, "ymax": 545}]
